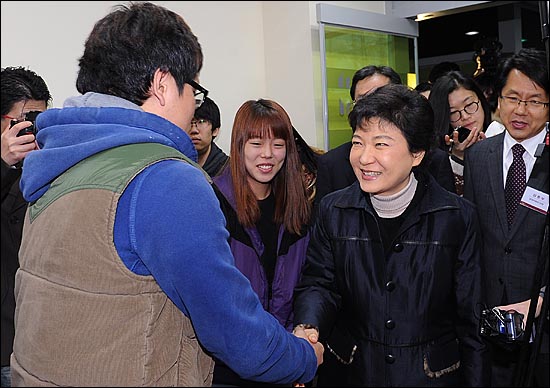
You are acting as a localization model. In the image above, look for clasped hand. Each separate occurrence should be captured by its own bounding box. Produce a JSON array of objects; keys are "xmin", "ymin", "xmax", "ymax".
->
[{"xmin": 292, "ymin": 324, "xmax": 324, "ymax": 387}]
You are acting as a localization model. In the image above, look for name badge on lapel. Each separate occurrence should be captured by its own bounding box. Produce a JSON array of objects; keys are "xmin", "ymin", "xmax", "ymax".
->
[{"xmin": 520, "ymin": 186, "xmax": 549, "ymax": 215}]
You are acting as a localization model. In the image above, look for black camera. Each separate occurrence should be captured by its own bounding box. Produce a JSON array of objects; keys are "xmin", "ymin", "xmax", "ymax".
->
[
  {"xmin": 453, "ymin": 126, "xmax": 471, "ymax": 143},
  {"xmin": 12, "ymin": 110, "xmax": 41, "ymax": 137},
  {"xmin": 480, "ymin": 307, "xmax": 525, "ymax": 342}
]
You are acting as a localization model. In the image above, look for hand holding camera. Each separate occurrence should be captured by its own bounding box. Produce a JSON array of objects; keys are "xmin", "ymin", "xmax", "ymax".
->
[
  {"xmin": 11, "ymin": 110, "xmax": 40, "ymax": 137},
  {"xmin": 1, "ymin": 111, "xmax": 42, "ymax": 167},
  {"xmin": 480, "ymin": 306, "xmax": 525, "ymax": 343}
]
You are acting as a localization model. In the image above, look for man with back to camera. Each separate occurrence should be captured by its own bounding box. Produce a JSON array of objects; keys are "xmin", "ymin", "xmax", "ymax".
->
[
  {"xmin": 185, "ymin": 96, "xmax": 228, "ymax": 177},
  {"xmin": 315, "ymin": 65, "xmax": 456, "ymax": 211},
  {"xmin": 463, "ymin": 48, "xmax": 549, "ymax": 387},
  {"xmin": 1, "ymin": 66, "xmax": 52, "ymax": 388},
  {"xmin": 10, "ymin": 3, "xmax": 323, "ymax": 386}
]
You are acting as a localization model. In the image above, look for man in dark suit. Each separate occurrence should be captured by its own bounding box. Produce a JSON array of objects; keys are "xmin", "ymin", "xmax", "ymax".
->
[
  {"xmin": 315, "ymin": 65, "xmax": 455, "ymax": 210},
  {"xmin": 463, "ymin": 48, "xmax": 549, "ymax": 387},
  {"xmin": 1, "ymin": 66, "xmax": 51, "ymax": 387}
]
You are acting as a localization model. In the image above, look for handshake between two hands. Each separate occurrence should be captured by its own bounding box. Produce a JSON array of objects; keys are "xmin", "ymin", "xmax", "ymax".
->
[{"xmin": 292, "ymin": 324, "xmax": 324, "ymax": 387}]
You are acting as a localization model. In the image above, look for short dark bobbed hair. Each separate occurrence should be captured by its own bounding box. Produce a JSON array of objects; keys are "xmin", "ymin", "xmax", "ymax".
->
[{"xmin": 349, "ymin": 83, "xmax": 436, "ymax": 157}]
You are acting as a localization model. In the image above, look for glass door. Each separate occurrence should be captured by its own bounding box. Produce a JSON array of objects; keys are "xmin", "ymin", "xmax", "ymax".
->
[{"xmin": 317, "ymin": 4, "xmax": 419, "ymax": 150}]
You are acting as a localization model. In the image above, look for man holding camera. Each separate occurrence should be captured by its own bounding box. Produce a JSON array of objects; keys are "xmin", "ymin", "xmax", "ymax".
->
[{"xmin": 1, "ymin": 66, "xmax": 52, "ymax": 387}]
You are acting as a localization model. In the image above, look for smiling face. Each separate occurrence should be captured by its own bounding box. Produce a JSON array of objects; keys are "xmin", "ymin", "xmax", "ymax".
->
[
  {"xmin": 350, "ymin": 117, "xmax": 424, "ymax": 196},
  {"xmin": 448, "ymin": 86, "xmax": 485, "ymax": 131},
  {"xmin": 244, "ymin": 135, "xmax": 287, "ymax": 199},
  {"xmin": 498, "ymin": 69, "xmax": 549, "ymax": 142}
]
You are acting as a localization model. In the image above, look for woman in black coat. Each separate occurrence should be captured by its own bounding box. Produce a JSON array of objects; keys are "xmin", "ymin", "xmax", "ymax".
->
[{"xmin": 293, "ymin": 84, "xmax": 489, "ymax": 387}]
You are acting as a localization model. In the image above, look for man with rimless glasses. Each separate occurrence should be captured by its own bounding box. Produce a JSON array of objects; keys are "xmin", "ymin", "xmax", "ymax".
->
[
  {"xmin": 463, "ymin": 48, "xmax": 549, "ymax": 387},
  {"xmin": 185, "ymin": 96, "xmax": 228, "ymax": 177}
]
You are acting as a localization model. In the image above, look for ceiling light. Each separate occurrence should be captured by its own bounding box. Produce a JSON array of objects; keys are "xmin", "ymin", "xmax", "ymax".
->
[
  {"xmin": 465, "ymin": 31, "xmax": 479, "ymax": 36},
  {"xmin": 415, "ymin": 13, "xmax": 434, "ymax": 21}
]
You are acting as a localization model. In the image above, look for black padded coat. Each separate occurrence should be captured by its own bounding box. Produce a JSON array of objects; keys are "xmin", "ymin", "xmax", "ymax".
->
[{"xmin": 294, "ymin": 171, "xmax": 490, "ymax": 387}]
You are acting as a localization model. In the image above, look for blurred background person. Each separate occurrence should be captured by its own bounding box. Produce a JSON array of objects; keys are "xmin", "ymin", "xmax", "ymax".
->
[
  {"xmin": 293, "ymin": 126, "xmax": 324, "ymax": 205},
  {"xmin": 428, "ymin": 61, "xmax": 461, "ymax": 85},
  {"xmin": 414, "ymin": 81, "xmax": 432, "ymax": 99},
  {"xmin": 185, "ymin": 96, "xmax": 228, "ymax": 178},
  {"xmin": 211, "ymin": 99, "xmax": 312, "ymax": 386},
  {"xmin": 472, "ymin": 37, "xmax": 503, "ymax": 122},
  {"xmin": 1, "ymin": 66, "xmax": 51, "ymax": 388}
]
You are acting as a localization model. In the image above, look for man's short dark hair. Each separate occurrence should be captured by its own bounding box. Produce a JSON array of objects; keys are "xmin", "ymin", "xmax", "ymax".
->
[
  {"xmin": 194, "ymin": 97, "xmax": 221, "ymax": 134},
  {"xmin": 76, "ymin": 2, "xmax": 203, "ymax": 106},
  {"xmin": 349, "ymin": 83, "xmax": 436, "ymax": 157},
  {"xmin": 494, "ymin": 48, "xmax": 549, "ymax": 99},
  {"xmin": 414, "ymin": 81, "xmax": 432, "ymax": 94},
  {"xmin": 350, "ymin": 65, "xmax": 402, "ymax": 100},
  {"xmin": 1, "ymin": 66, "xmax": 52, "ymax": 116}
]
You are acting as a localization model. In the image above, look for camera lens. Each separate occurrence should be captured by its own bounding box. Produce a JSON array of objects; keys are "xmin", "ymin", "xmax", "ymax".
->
[{"xmin": 16, "ymin": 123, "xmax": 35, "ymax": 137}]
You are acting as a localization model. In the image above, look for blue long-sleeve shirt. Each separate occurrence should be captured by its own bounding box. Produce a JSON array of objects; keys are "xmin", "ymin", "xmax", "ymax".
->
[{"xmin": 20, "ymin": 92, "xmax": 317, "ymax": 384}]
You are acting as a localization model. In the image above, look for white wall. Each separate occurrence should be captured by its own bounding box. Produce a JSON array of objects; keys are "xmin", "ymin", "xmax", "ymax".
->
[
  {"xmin": 1, "ymin": 1, "xmax": 264, "ymax": 153},
  {"xmin": 1, "ymin": 1, "xmax": 390, "ymax": 151}
]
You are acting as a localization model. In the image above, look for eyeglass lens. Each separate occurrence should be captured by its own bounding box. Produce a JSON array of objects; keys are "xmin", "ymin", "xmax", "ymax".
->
[
  {"xmin": 187, "ymin": 80, "xmax": 208, "ymax": 109},
  {"xmin": 191, "ymin": 119, "xmax": 208, "ymax": 127},
  {"xmin": 502, "ymin": 96, "xmax": 549, "ymax": 109},
  {"xmin": 195, "ymin": 92, "xmax": 205, "ymax": 108},
  {"xmin": 450, "ymin": 101, "xmax": 479, "ymax": 122}
]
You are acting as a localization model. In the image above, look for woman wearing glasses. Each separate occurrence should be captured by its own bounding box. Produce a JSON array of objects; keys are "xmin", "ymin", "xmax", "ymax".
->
[
  {"xmin": 211, "ymin": 99, "xmax": 313, "ymax": 387},
  {"xmin": 429, "ymin": 71, "xmax": 493, "ymax": 195}
]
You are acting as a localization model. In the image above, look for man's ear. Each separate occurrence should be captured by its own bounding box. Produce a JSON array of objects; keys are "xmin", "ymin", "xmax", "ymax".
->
[
  {"xmin": 412, "ymin": 150, "xmax": 426, "ymax": 167},
  {"xmin": 212, "ymin": 126, "xmax": 220, "ymax": 139},
  {"xmin": 150, "ymin": 69, "xmax": 170, "ymax": 106}
]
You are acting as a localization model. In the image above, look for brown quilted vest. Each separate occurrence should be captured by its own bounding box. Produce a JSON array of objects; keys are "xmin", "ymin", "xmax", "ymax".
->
[{"xmin": 11, "ymin": 143, "xmax": 214, "ymax": 386}]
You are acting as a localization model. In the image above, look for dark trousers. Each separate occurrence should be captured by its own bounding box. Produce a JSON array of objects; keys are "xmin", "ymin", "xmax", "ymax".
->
[{"xmin": 490, "ymin": 342, "xmax": 549, "ymax": 387}]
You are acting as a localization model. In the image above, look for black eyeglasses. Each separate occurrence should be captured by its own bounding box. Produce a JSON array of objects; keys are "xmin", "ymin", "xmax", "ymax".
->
[
  {"xmin": 500, "ymin": 95, "xmax": 550, "ymax": 110},
  {"xmin": 187, "ymin": 80, "xmax": 209, "ymax": 109},
  {"xmin": 449, "ymin": 100, "xmax": 480, "ymax": 123}
]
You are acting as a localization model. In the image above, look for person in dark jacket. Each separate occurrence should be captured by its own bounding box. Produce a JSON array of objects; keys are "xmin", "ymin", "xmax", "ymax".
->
[
  {"xmin": 212, "ymin": 99, "xmax": 312, "ymax": 387},
  {"xmin": 1, "ymin": 66, "xmax": 51, "ymax": 388},
  {"xmin": 185, "ymin": 96, "xmax": 228, "ymax": 178},
  {"xmin": 294, "ymin": 84, "xmax": 490, "ymax": 387}
]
